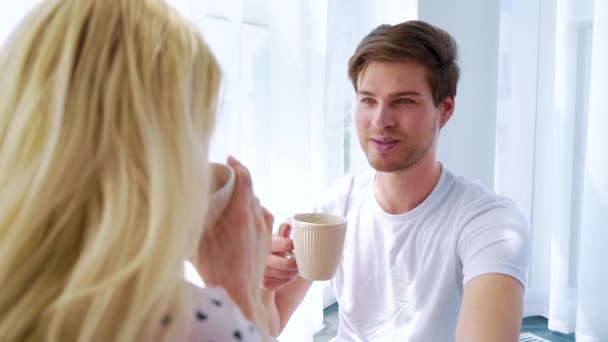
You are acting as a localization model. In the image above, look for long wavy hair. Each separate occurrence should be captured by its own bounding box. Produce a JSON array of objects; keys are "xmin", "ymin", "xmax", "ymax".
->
[{"xmin": 0, "ymin": 0, "xmax": 221, "ymax": 340}]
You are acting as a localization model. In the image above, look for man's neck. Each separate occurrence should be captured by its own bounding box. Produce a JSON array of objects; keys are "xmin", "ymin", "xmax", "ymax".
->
[{"xmin": 374, "ymin": 155, "xmax": 442, "ymax": 215}]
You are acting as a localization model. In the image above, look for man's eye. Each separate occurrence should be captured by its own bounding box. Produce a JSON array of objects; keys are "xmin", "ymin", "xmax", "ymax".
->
[
  {"xmin": 396, "ymin": 98, "xmax": 414, "ymax": 105},
  {"xmin": 361, "ymin": 98, "xmax": 376, "ymax": 104}
]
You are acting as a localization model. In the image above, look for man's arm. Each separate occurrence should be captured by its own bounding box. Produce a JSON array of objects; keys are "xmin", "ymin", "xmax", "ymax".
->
[
  {"xmin": 262, "ymin": 223, "xmax": 314, "ymax": 337},
  {"xmin": 262, "ymin": 277, "xmax": 313, "ymax": 336},
  {"xmin": 456, "ymin": 274, "xmax": 524, "ymax": 342}
]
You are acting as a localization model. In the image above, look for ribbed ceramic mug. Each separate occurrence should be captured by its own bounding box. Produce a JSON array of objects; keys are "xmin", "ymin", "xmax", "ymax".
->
[{"xmin": 282, "ymin": 213, "xmax": 347, "ymax": 281}]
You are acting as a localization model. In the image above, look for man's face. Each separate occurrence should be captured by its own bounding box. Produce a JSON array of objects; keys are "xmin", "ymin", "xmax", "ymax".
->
[{"xmin": 355, "ymin": 61, "xmax": 453, "ymax": 172}]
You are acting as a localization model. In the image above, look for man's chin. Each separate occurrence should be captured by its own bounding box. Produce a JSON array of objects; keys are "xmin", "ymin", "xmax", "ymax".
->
[
  {"xmin": 366, "ymin": 153, "xmax": 419, "ymax": 172},
  {"xmin": 367, "ymin": 159, "xmax": 405, "ymax": 173},
  {"xmin": 364, "ymin": 142, "xmax": 431, "ymax": 173}
]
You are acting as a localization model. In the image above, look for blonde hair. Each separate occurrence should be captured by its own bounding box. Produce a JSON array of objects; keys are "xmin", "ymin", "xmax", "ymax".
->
[{"xmin": 0, "ymin": 0, "xmax": 222, "ymax": 340}]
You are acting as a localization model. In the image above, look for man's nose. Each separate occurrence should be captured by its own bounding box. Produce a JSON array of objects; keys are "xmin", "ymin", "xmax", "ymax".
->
[{"xmin": 371, "ymin": 103, "xmax": 396, "ymax": 129}]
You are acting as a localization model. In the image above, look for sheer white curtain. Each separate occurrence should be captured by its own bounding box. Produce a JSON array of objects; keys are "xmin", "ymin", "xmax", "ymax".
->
[
  {"xmin": 171, "ymin": 0, "xmax": 416, "ymax": 340},
  {"xmin": 496, "ymin": 0, "xmax": 608, "ymax": 340},
  {"xmin": 171, "ymin": 1, "xmax": 347, "ymax": 339}
]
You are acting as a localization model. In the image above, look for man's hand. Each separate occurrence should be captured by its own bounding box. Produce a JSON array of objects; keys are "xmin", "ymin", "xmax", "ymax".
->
[{"xmin": 263, "ymin": 224, "xmax": 299, "ymax": 291}]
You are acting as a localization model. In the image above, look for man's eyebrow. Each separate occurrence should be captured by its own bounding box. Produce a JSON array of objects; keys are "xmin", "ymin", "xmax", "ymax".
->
[
  {"xmin": 357, "ymin": 90, "xmax": 423, "ymax": 97},
  {"xmin": 357, "ymin": 90, "xmax": 376, "ymax": 96},
  {"xmin": 388, "ymin": 91, "xmax": 423, "ymax": 97}
]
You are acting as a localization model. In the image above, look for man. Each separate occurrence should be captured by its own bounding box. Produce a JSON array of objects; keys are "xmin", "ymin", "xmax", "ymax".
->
[{"xmin": 262, "ymin": 20, "xmax": 530, "ymax": 341}]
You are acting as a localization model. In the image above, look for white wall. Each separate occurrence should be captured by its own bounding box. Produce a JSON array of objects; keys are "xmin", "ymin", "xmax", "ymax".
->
[{"xmin": 419, "ymin": 0, "xmax": 501, "ymax": 188}]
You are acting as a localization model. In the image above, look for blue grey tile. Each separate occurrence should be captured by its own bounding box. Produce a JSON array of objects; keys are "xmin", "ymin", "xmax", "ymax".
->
[{"xmin": 314, "ymin": 305, "xmax": 576, "ymax": 342}]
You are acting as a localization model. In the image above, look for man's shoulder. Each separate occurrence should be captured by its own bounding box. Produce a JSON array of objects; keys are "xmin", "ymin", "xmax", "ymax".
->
[
  {"xmin": 325, "ymin": 169, "xmax": 373, "ymax": 196},
  {"xmin": 314, "ymin": 170, "xmax": 374, "ymax": 214},
  {"xmin": 444, "ymin": 169, "xmax": 523, "ymax": 221}
]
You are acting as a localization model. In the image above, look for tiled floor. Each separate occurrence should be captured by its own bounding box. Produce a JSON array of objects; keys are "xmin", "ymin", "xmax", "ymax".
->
[
  {"xmin": 313, "ymin": 304, "xmax": 576, "ymax": 342},
  {"xmin": 313, "ymin": 304, "xmax": 339, "ymax": 342},
  {"xmin": 520, "ymin": 316, "xmax": 575, "ymax": 342}
]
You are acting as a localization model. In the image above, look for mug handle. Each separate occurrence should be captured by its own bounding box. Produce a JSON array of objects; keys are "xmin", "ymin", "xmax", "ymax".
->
[{"xmin": 278, "ymin": 219, "xmax": 296, "ymax": 260}]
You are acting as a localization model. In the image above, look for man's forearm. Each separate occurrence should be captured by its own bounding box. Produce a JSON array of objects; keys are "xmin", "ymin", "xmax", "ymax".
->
[
  {"xmin": 456, "ymin": 274, "xmax": 524, "ymax": 342},
  {"xmin": 261, "ymin": 277, "xmax": 314, "ymax": 337},
  {"xmin": 262, "ymin": 289, "xmax": 281, "ymax": 337}
]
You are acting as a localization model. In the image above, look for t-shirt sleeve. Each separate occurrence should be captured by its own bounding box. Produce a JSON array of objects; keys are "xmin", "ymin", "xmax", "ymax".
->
[{"xmin": 457, "ymin": 200, "xmax": 531, "ymax": 288}]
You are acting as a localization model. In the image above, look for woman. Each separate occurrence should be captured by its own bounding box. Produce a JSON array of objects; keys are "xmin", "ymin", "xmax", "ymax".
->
[{"xmin": 0, "ymin": 0, "xmax": 271, "ymax": 341}]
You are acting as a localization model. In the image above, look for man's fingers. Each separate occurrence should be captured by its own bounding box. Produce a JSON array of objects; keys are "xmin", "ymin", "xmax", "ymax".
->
[
  {"xmin": 264, "ymin": 267, "xmax": 298, "ymax": 280},
  {"xmin": 266, "ymin": 254, "xmax": 298, "ymax": 271},
  {"xmin": 263, "ymin": 277, "xmax": 295, "ymax": 291},
  {"xmin": 277, "ymin": 222, "xmax": 292, "ymax": 238},
  {"xmin": 270, "ymin": 236, "xmax": 294, "ymax": 254}
]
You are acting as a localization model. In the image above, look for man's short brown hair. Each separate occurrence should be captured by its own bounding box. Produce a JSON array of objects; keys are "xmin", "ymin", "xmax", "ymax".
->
[{"xmin": 348, "ymin": 20, "xmax": 460, "ymax": 106}]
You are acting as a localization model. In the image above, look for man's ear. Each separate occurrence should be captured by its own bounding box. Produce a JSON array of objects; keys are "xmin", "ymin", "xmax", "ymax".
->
[{"xmin": 439, "ymin": 96, "xmax": 455, "ymax": 128}]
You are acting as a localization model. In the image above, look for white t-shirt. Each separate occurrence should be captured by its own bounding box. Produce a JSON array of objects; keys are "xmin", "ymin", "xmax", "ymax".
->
[{"xmin": 315, "ymin": 167, "xmax": 530, "ymax": 342}]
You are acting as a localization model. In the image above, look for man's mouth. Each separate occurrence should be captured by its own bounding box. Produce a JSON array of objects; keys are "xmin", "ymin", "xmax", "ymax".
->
[{"xmin": 370, "ymin": 137, "xmax": 399, "ymax": 153}]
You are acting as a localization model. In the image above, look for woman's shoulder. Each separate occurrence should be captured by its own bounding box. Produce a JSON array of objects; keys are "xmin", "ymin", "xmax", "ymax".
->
[{"xmin": 185, "ymin": 284, "xmax": 262, "ymax": 342}]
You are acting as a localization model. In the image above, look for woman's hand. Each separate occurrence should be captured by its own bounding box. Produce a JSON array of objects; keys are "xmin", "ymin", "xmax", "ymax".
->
[{"xmin": 194, "ymin": 156, "xmax": 273, "ymax": 321}]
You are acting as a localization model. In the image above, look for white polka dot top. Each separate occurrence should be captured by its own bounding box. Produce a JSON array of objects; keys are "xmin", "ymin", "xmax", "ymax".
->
[{"xmin": 164, "ymin": 284, "xmax": 262, "ymax": 342}]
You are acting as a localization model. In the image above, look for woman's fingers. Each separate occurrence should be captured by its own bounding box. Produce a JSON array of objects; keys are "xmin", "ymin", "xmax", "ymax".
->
[
  {"xmin": 227, "ymin": 156, "xmax": 253, "ymax": 207},
  {"xmin": 262, "ymin": 207, "xmax": 274, "ymax": 233}
]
